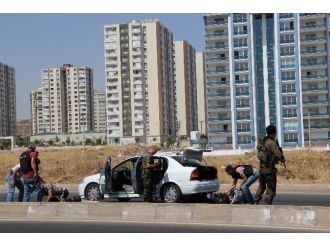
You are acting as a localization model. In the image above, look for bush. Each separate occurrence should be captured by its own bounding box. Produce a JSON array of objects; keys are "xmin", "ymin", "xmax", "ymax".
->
[{"xmin": 96, "ymin": 138, "xmax": 103, "ymax": 145}]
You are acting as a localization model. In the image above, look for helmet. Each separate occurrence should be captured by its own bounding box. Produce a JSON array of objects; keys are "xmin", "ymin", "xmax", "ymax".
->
[{"xmin": 266, "ymin": 125, "xmax": 277, "ymax": 135}]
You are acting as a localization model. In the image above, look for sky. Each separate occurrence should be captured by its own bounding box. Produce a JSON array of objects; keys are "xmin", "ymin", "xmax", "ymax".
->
[{"xmin": 0, "ymin": 13, "xmax": 205, "ymax": 120}]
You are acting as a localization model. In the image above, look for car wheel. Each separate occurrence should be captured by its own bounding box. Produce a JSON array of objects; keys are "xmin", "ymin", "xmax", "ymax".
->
[
  {"xmin": 85, "ymin": 183, "xmax": 101, "ymax": 201},
  {"xmin": 117, "ymin": 198, "xmax": 131, "ymax": 202},
  {"xmin": 162, "ymin": 184, "xmax": 182, "ymax": 203}
]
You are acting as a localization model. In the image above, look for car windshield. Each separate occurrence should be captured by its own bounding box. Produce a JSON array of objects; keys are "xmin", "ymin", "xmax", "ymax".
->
[{"xmin": 171, "ymin": 155, "xmax": 201, "ymax": 167}]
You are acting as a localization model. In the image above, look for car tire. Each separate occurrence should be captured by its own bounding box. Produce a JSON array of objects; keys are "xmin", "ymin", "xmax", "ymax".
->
[
  {"xmin": 162, "ymin": 184, "xmax": 182, "ymax": 203},
  {"xmin": 85, "ymin": 183, "xmax": 101, "ymax": 201},
  {"xmin": 117, "ymin": 198, "xmax": 131, "ymax": 202}
]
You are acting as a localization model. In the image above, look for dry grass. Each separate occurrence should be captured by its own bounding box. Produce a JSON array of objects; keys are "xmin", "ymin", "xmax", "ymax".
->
[
  {"xmin": 205, "ymin": 150, "xmax": 330, "ymax": 184},
  {"xmin": 1, "ymin": 146, "xmax": 329, "ymax": 184}
]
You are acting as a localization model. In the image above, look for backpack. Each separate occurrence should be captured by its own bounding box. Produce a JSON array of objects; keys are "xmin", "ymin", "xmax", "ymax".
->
[
  {"xmin": 257, "ymin": 138, "xmax": 271, "ymax": 165},
  {"xmin": 19, "ymin": 150, "xmax": 32, "ymax": 172},
  {"xmin": 243, "ymin": 165, "xmax": 254, "ymax": 177}
]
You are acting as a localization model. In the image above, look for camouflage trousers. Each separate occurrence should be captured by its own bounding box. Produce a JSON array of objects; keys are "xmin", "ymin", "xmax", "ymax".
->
[
  {"xmin": 142, "ymin": 170, "xmax": 154, "ymax": 202},
  {"xmin": 254, "ymin": 171, "xmax": 277, "ymax": 205}
]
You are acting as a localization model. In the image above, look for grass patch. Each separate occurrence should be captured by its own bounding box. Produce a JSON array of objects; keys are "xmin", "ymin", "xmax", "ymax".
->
[{"xmin": 1, "ymin": 146, "xmax": 329, "ymax": 184}]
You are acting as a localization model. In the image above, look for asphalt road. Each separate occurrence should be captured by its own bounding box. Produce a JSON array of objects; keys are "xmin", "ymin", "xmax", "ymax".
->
[
  {"xmin": 1, "ymin": 192, "xmax": 329, "ymax": 206},
  {"xmin": 0, "ymin": 219, "xmax": 327, "ymax": 233}
]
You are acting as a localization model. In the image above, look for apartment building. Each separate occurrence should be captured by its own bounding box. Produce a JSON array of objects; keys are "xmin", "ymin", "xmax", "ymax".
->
[
  {"xmin": 0, "ymin": 62, "xmax": 16, "ymax": 136},
  {"xmin": 174, "ymin": 40, "xmax": 198, "ymax": 137},
  {"xmin": 31, "ymin": 64, "xmax": 93, "ymax": 135},
  {"xmin": 93, "ymin": 90, "xmax": 107, "ymax": 133},
  {"xmin": 104, "ymin": 20, "xmax": 176, "ymax": 144},
  {"xmin": 204, "ymin": 13, "xmax": 330, "ymax": 148},
  {"xmin": 196, "ymin": 52, "xmax": 208, "ymax": 134},
  {"xmin": 31, "ymin": 88, "xmax": 43, "ymax": 135}
]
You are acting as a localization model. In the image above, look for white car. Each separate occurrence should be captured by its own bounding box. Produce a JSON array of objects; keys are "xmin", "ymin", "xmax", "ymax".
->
[{"xmin": 78, "ymin": 149, "xmax": 220, "ymax": 203}]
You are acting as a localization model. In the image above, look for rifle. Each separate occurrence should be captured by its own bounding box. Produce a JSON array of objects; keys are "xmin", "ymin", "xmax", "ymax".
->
[{"xmin": 276, "ymin": 140, "xmax": 286, "ymax": 169}]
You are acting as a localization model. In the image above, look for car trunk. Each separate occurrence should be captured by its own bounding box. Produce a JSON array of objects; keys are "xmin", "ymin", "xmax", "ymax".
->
[
  {"xmin": 183, "ymin": 148, "xmax": 218, "ymax": 181},
  {"xmin": 197, "ymin": 166, "xmax": 218, "ymax": 180}
]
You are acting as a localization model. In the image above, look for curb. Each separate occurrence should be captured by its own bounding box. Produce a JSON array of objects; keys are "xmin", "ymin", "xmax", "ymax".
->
[{"xmin": 0, "ymin": 203, "xmax": 329, "ymax": 230}]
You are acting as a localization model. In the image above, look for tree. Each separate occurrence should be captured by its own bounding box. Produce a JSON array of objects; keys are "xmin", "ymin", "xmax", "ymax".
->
[
  {"xmin": 71, "ymin": 140, "xmax": 75, "ymax": 146},
  {"xmin": 96, "ymin": 138, "xmax": 102, "ymax": 145},
  {"xmin": 55, "ymin": 135, "xmax": 60, "ymax": 143},
  {"xmin": 135, "ymin": 137, "xmax": 140, "ymax": 143},
  {"xmin": 66, "ymin": 137, "xmax": 71, "ymax": 145},
  {"xmin": 34, "ymin": 139, "xmax": 40, "ymax": 145},
  {"xmin": 85, "ymin": 138, "xmax": 92, "ymax": 145},
  {"xmin": 48, "ymin": 140, "xmax": 54, "ymax": 146},
  {"xmin": 199, "ymin": 134, "xmax": 208, "ymax": 149},
  {"xmin": 166, "ymin": 135, "xmax": 174, "ymax": 148},
  {"xmin": 153, "ymin": 137, "xmax": 156, "ymax": 142},
  {"xmin": 114, "ymin": 138, "xmax": 119, "ymax": 144}
]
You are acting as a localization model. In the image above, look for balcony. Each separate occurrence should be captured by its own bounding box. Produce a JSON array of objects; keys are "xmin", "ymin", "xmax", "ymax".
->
[
  {"xmin": 207, "ymin": 80, "xmax": 230, "ymax": 86},
  {"xmin": 282, "ymin": 101, "xmax": 297, "ymax": 106},
  {"xmin": 205, "ymin": 20, "xmax": 228, "ymax": 26},
  {"xmin": 234, "ymin": 55, "xmax": 248, "ymax": 60},
  {"xmin": 237, "ymin": 128, "xmax": 251, "ymax": 133},
  {"xmin": 209, "ymin": 129, "xmax": 232, "ymax": 134},
  {"xmin": 282, "ymin": 89, "xmax": 296, "ymax": 93},
  {"xmin": 280, "ymin": 27, "xmax": 295, "ymax": 32},
  {"xmin": 282, "ymin": 77, "xmax": 296, "ymax": 82},
  {"xmin": 303, "ymin": 112, "xmax": 329, "ymax": 117},
  {"xmin": 301, "ymin": 74, "xmax": 327, "ymax": 80},
  {"xmin": 300, "ymin": 13, "xmax": 325, "ymax": 18},
  {"xmin": 236, "ymin": 104, "xmax": 250, "ymax": 108},
  {"xmin": 281, "ymin": 64, "xmax": 296, "ymax": 69},
  {"xmin": 302, "ymin": 86, "xmax": 328, "ymax": 92},
  {"xmin": 233, "ymin": 31, "xmax": 248, "ymax": 36},
  {"xmin": 300, "ymin": 48, "xmax": 327, "ymax": 55},
  {"xmin": 237, "ymin": 116, "xmax": 251, "ymax": 120},
  {"xmin": 281, "ymin": 51, "xmax": 295, "ymax": 56},
  {"xmin": 235, "ymin": 80, "xmax": 249, "ymax": 84},
  {"xmin": 233, "ymin": 18, "xmax": 247, "ymax": 24},
  {"xmin": 206, "ymin": 57, "xmax": 229, "ymax": 63},
  {"xmin": 208, "ymin": 105, "xmax": 231, "ymax": 110},
  {"xmin": 283, "ymin": 114, "xmax": 298, "ymax": 118},
  {"xmin": 300, "ymin": 23, "xmax": 326, "ymax": 30},
  {"xmin": 283, "ymin": 127, "xmax": 299, "ymax": 131},
  {"xmin": 205, "ymin": 32, "xmax": 228, "ymax": 38},
  {"xmin": 206, "ymin": 44, "xmax": 229, "ymax": 51},
  {"xmin": 207, "ymin": 68, "xmax": 230, "ymax": 74},
  {"xmin": 301, "ymin": 61, "xmax": 327, "ymax": 67},
  {"xmin": 207, "ymin": 92, "xmax": 231, "ymax": 98},
  {"xmin": 279, "ymin": 13, "xmax": 294, "ymax": 19},
  {"xmin": 303, "ymin": 99, "xmax": 328, "ymax": 105},
  {"xmin": 234, "ymin": 67, "xmax": 249, "ymax": 72},
  {"xmin": 300, "ymin": 36, "xmax": 326, "ymax": 43},
  {"xmin": 234, "ymin": 43, "xmax": 248, "ymax": 48},
  {"xmin": 208, "ymin": 116, "xmax": 231, "ymax": 122},
  {"xmin": 280, "ymin": 39, "xmax": 295, "ymax": 44},
  {"xmin": 236, "ymin": 92, "xmax": 249, "ymax": 96},
  {"xmin": 303, "ymin": 124, "xmax": 330, "ymax": 129}
]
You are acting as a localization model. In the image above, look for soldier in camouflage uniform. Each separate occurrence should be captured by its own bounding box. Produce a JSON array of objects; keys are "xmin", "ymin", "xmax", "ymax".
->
[
  {"xmin": 255, "ymin": 125, "xmax": 285, "ymax": 205},
  {"xmin": 142, "ymin": 145, "xmax": 160, "ymax": 202}
]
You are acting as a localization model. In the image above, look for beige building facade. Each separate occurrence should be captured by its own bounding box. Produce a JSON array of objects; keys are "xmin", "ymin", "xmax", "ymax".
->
[
  {"xmin": 174, "ymin": 40, "xmax": 198, "ymax": 137},
  {"xmin": 31, "ymin": 64, "xmax": 93, "ymax": 135},
  {"xmin": 104, "ymin": 20, "xmax": 176, "ymax": 144},
  {"xmin": 196, "ymin": 52, "xmax": 208, "ymax": 135},
  {"xmin": 93, "ymin": 90, "xmax": 107, "ymax": 133}
]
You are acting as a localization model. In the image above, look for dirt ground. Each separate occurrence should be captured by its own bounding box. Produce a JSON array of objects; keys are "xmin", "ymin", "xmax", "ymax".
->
[{"xmin": 0, "ymin": 145, "xmax": 329, "ymax": 184}]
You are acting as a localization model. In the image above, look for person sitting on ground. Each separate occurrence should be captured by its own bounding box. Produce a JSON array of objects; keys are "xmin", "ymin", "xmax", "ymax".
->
[
  {"xmin": 40, "ymin": 183, "xmax": 69, "ymax": 202},
  {"xmin": 225, "ymin": 164, "xmax": 259, "ymax": 204}
]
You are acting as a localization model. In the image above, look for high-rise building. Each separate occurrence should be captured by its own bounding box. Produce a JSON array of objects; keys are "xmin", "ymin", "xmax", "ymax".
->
[
  {"xmin": 16, "ymin": 119, "xmax": 32, "ymax": 137},
  {"xmin": 0, "ymin": 62, "xmax": 16, "ymax": 136},
  {"xmin": 93, "ymin": 90, "xmax": 107, "ymax": 133},
  {"xmin": 204, "ymin": 13, "xmax": 330, "ymax": 148},
  {"xmin": 174, "ymin": 40, "xmax": 198, "ymax": 137},
  {"xmin": 104, "ymin": 20, "xmax": 176, "ymax": 144},
  {"xmin": 196, "ymin": 52, "xmax": 208, "ymax": 135},
  {"xmin": 31, "ymin": 88, "xmax": 43, "ymax": 135},
  {"xmin": 31, "ymin": 64, "xmax": 93, "ymax": 135}
]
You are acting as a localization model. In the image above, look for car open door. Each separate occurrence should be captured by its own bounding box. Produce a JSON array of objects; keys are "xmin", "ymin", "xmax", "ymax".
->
[
  {"xmin": 100, "ymin": 157, "xmax": 111, "ymax": 194},
  {"xmin": 131, "ymin": 156, "xmax": 144, "ymax": 194}
]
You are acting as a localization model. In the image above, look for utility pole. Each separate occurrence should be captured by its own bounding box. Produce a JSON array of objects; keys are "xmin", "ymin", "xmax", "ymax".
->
[
  {"xmin": 199, "ymin": 121, "xmax": 204, "ymax": 135},
  {"xmin": 308, "ymin": 111, "xmax": 311, "ymax": 149}
]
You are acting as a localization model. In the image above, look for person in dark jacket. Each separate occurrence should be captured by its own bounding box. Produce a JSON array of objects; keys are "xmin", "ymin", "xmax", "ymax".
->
[{"xmin": 225, "ymin": 164, "xmax": 259, "ymax": 204}]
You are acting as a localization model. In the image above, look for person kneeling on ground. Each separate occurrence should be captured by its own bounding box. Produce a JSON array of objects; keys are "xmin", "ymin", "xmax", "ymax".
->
[
  {"xmin": 225, "ymin": 164, "xmax": 259, "ymax": 204},
  {"xmin": 41, "ymin": 183, "xmax": 69, "ymax": 202}
]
